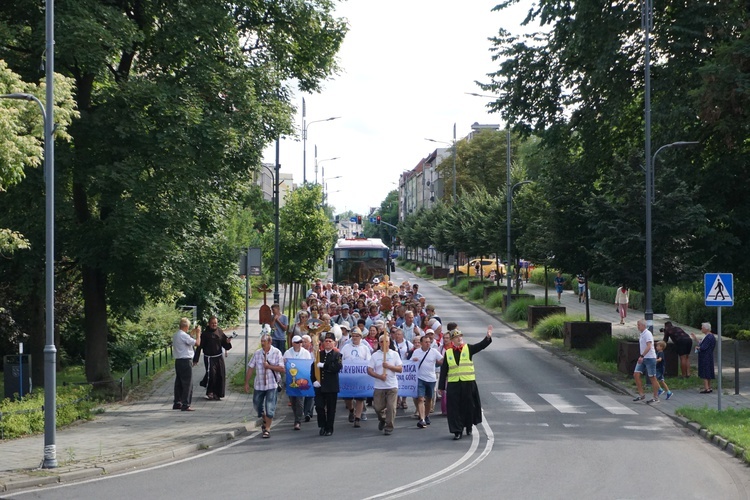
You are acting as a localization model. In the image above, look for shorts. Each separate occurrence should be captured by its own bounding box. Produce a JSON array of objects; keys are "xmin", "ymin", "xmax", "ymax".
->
[
  {"xmin": 417, "ymin": 379, "xmax": 436, "ymax": 399},
  {"xmin": 675, "ymin": 338, "xmax": 693, "ymax": 356},
  {"xmin": 634, "ymin": 357, "xmax": 657, "ymax": 378},
  {"xmin": 555, "ymin": 285, "xmax": 563, "ymax": 293},
  {"xmin": 253, "ymin": 389, "xmax": 278, "ymax": 418},
  {"xmin": 656, "ymin": 370, "xmax": 665, "ymax": 382}
]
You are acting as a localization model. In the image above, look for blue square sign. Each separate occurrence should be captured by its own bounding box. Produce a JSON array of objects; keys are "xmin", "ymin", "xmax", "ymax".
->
[{"xmin": 705, "ymin": 273, "xmax": 733, "ymax": 307}]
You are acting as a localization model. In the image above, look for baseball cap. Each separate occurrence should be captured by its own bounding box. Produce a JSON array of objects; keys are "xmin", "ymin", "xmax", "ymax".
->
[
  {"xmin": 292, "ymin": 335, "xmax": 303, "ymax": 343},
  {"xmin": 449, "ymin": 330, "xmax": 463, "ymax": 339},
  {"xmin": 341, "ymin": 304, "xmax": 350, "ymax": 309}
]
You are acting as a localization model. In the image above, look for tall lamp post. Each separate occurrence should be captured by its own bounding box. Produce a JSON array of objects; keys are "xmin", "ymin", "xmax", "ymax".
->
[
  {"xmin": 318, "ymin": 156, "xmax": 340, "ymax": 187},
  {"xmin": 0, "ymin": 0, "xmax": 56, "ymax": 469},
  {"xmin": 507, "ymin": 180, "xmax": 532, "ymax": 308},
  {"xmin": 302, "ymin": 115, "xmax": 340, "ymax": 184},
  {"xmin": 645, "ymin": 141, "xmax": 699, "ymax": 329}
]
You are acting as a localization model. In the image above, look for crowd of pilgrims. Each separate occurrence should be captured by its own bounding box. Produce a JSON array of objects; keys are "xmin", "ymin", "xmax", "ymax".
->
[{"xmin": 290, "ymin": 277, "xmax": 446, "ymax": 355}]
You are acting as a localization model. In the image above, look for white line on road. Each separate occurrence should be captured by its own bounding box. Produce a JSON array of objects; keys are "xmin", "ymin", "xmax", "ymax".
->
[
  {"xmin": 539, "ymin": 393, "xmax": 586, "ymax": 414},
  {"xmin": 364, "ymin": 413, "xmax": 495, "ymax": 499},
  {"xmin": 492, "ymin": 392, "xmax": 535, "ymax": 412},
  {"xmin": 586, "ymin": 395, "xmax": 638, "ymax": 415},
  {"xmin": 622, "ymin": 425, "xmax": 666, "ymax": 431}
]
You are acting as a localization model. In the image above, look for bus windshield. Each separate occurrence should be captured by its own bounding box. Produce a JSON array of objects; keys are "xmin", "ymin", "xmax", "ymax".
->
[{"xmin": 332, "ymin": 239, "xmax": 390, "ymax": 286}]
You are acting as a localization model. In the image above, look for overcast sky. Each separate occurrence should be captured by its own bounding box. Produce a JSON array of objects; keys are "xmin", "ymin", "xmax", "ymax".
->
[{"xmin": 263, "ymin": 0, "xmax": 533, "ymax": 216}]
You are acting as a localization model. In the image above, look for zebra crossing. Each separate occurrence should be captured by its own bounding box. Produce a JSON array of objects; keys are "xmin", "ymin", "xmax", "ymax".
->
[{"xmin": 491, "ymin": 392, "xmax": 638, "ymax": 416}]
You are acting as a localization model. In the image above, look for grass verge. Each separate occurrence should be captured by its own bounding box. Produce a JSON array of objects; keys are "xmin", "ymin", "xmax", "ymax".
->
[{"xmin": 675, "ymin": 407, "xmax": 750, "ymax": 460}]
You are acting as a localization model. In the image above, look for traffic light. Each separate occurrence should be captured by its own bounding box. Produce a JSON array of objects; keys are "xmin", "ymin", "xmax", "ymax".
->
[
  {"xmin": 357, "ymin": 215, "xmax": 362, "ymax": 225},
  {"xmin": 376, "ymin": 215, "xmax": 381, "ymax": 225}
]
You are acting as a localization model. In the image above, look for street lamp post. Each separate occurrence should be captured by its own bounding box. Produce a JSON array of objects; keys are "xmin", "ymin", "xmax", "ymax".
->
[
  {"xmin": 318, "ymin": 156, "xmax": 340, "ymax": 187},
  {"xmin": 0, "ymin": 0, "xmax": 56, "ymax": 469},
  {"xmin": 302, "ymin": 116, "xmax": 340, "ymax": 184},
  {"xmin": 645, "ymin": 140, "xmax": 699, "ymax": 329},
  {"xmin": 507, "ymin": 180, "xmax": 532, "ymax": 309}
]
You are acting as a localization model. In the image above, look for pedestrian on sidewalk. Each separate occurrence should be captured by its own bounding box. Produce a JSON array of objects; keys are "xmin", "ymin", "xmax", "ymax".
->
[
  {"xmin": 615, "ymin": 284, "xmax": 629, "ymax": 324},
  {"xmin": 691, "ymin": 323, "xmax": 717, "ymax": 393},
  {"xmin": 576, "ymin": 273, "xmax": 586, "ymax": 303},
  {"xmin": 438, "ymin": 326, "xmax": 493, "ymax": 440},
  {"xmin": 311, "ymin": 332, "xmax": 343, "ymax": 436},
  {"xmin": 194, "ymin": 316, "xmax": 232, "ymax": 401},
  {"xmin": 172, "ymin": 318, "xmax": 200, "ymax": 411},
  {"xmin": 661, "ymin": 321, "xmax": 693, "ymax": 378},
  {"xmin": 367, "ymin": 334, "xmax": 403, "ymax": 435},
  {"xmin": 633, "ymin": 319, "xmax": 660, "ymax": 404},
  {"xmin": 283, "ymin": 335, "xmax": 312, "ymax": 431},
  {"xmin": 245, "ymin": 333, "xmax": 285, "ymax": 438},
  {"xmin": 655, "ymin": 341, "xmax": 673, "ymax": 400},
  {"xmin": 554, "ymin": 272, "xmax": 565, "ymax": 303}
]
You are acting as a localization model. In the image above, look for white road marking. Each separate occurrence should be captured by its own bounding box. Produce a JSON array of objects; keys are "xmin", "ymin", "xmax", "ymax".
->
[
  {"xmin": 539, "ymin": 393, "xmax": 586, "ymax": 414},
  {"xmin": 492, "ymin": 392, "xmax": 535, "ymax": 412},
  {"xmin": 586, "ymin": 395, "xmax": 638, "ymax": 415},
  {"xmin": 622, "ymin": 425, "xmax": 666, "ymax": 431},
  {"xmin": 366, "ymin": 412, "xmax": 495, "ymax": 499},
  {"xmin": 496, "ymin": 422, "xmax": 550, "ymax": 427},
  {"xmin": 563, "ymin": 423, "xmax": 580, "ymax": 428}
]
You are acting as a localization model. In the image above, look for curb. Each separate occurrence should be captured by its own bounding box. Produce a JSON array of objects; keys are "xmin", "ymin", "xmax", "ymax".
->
[
  {"xmin": 439, "ymin": 278, "xmax": 750, "ymax": 466},
  {"xmin": 0, "ymin": 419, "xmax": 258, "ymax": 493}
]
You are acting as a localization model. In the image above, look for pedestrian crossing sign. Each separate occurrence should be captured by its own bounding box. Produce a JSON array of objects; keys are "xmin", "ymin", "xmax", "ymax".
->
[{"xmin": 705, "ymin": 273, "xmax": 733, "ymax": 307}]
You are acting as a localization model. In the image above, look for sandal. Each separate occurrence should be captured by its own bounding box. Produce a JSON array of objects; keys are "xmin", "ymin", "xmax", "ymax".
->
[
  {"xmin": 262, "ymin": 430, "xmax": 270, "ymax": 438},
  {"xmin": 699, "ymin": 389, "xmax": 713, "ymax": 394}
]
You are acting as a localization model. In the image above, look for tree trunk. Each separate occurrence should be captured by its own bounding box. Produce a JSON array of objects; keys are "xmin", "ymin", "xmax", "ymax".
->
[{"xmin": 82, "ymin": 265, "xmax": 113, "ymax": 386}]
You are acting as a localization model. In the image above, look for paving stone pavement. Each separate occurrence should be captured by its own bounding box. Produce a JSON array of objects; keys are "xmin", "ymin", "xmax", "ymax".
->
[{"xmin": 0, "ymin": 312, "xmax": 265, "ymax": 493}]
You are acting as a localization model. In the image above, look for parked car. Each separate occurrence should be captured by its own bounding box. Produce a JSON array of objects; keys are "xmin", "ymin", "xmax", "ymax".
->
[{"xmin": 448, "ymin": 258, "xmax": 504, "ymax": 277}]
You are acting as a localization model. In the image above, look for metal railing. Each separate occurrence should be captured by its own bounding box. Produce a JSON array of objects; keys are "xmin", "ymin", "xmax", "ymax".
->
[{"xmin": 117, "ymin": 345, "xmax": 174, "ymax": 400}]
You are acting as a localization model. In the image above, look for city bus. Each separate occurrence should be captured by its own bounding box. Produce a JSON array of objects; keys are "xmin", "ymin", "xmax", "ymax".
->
[{"xmin": 329, "ymin": 238, "xmax": 395, "ymax": 286}]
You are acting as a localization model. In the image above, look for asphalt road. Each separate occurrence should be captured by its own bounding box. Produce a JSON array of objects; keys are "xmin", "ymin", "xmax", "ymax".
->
[{"xmin": 11, "ymin": 270, "xmax": 750, "ymax": 499}]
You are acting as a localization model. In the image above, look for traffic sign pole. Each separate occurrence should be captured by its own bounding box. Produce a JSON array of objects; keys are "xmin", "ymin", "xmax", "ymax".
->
[
  {"xmin": 704, "ymin": 273, "xmax": 732, "ymax": 411},
  {"xmin": 717, "ymin": 306, "xmax": 722, "ymax": 411}
]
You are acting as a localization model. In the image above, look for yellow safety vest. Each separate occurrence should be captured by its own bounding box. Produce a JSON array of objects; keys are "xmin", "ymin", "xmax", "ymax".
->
[{"xmin": 446, "ymin": 344, "xmax": 475, "ymax": 382}]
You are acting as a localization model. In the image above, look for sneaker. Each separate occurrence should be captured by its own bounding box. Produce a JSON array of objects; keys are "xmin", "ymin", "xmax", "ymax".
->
[
  {"xmin": 384, "ymin": 429, "xmax": 392, "ymax": 436},
  {"xmin": 666, "ymin": 391, "xmax": 673, "ymax": 400},
  {"xmin": 425, "ymin": 416, "xmax": 431, "ymax": 425},
  {"xmin": 647, "ymin": 398, "xmax": 660, "ymax": 404},
  {"xmin": 353, "ymin": 418, "xmax": 361, "ymax": 428},
  {"xmin": 348, "ymin": 410, "xmax": 355, "ymax": 423},
  {"xmin": 378, "ymin": 420, "xmax": 385, "ymax": 431},
  {"xmin": 657, "ymin": 388, "xmax": 664, "ymax": 396},
  {"xmin": 632, "ymin": 394, "xmax": 645, "ymax": 402},
  {"xmin": 360, "ymin": 413, "xmax": 368, "ymax": 421},
  {"xmin": 417, "ymin": 420, "xmax": 426, "ymax": 428}
]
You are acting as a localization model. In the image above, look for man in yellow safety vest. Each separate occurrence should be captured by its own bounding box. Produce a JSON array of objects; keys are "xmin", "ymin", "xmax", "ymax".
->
[{"xmin": 438, "ymin": 326, "xmax": 493, "ymax": 440}]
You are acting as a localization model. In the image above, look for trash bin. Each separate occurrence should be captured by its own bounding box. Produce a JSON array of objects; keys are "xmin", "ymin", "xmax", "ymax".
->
[{"xmin": 3, "ymin": 354, "xmax": 32, "ymax": 400}]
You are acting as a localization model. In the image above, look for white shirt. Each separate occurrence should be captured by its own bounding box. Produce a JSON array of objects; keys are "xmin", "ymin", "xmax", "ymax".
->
[
  {"xmin": 409, "ymin": 347, "xmax": 442, "ymax": 382},
  {"xmin": 639, "ymin": 329, "xmax": 656, "ymax": 359},
  {"xmin": 283, "ymin": 347, "xmax": 312, "ymax": 361},
  {"xmin": 394, "ymin": 340, "xmax": 412, "ymax": 360},
  {"xmin": 368, "ymin": 350, "xmax": 402, "ymax": 389},
  {"xmin": 340, "ymin": 342, "xmax": 371, "ymax": 361},
  {"xmin": 172, "ymin": 329, "xmax": 196, "ymax": 359},
  {"xmin": 247, "ymin": 346, "xmax": 284, "ymax": 391},
  {"xmin": 402, "ymin": 322, "xmax": 419, "ymax": 342}
]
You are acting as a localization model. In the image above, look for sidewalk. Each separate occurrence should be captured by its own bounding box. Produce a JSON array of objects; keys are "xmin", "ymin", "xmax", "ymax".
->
[{"xmin": 0, "ymin": 314, "xmax": 263, "ymax": 493}]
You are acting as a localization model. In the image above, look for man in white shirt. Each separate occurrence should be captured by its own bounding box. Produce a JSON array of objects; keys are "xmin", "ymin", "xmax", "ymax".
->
[
  {"xmin": 172, "ymin": 318, "xmax": 200, "ymax": 411},
  {"xmin": 340, "ymin": 328, "xmax": 371, "ymax": 427},
  {"xmin": 367, "ymin": 334, "xmax": 403, "ymax": 435},
  {"xmin": 633, "ymin": 319, "xmax": 660, "ymax": 404},
  {"xmin": 283, "ymin": 335, "xmax": 312, "ymax": 431},
  {"xmin": 410, "ymin": 335, "xmax": 443, "ymax": 428},
  {"xmin": 402, "ymin": 311, "xmax": 421, "ymax": 342}
]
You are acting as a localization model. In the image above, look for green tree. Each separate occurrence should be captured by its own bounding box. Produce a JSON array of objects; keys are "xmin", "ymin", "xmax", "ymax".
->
[
  {"xmin": 0, "ymin": 1, "xmax": 347, "ymax": 385},
  {"xmin": 268, "ymin": 183, "xmax": 336, "ymax": 286}
]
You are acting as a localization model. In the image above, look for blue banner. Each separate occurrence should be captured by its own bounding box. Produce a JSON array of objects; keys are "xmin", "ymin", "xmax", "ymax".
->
[
  {"xmin": 284, "ymin": 358, "xmax": 418, "ymax": 398},
  {"xmin": 284, "ymin": 359, "xmax": 315, "ymax": 397}
]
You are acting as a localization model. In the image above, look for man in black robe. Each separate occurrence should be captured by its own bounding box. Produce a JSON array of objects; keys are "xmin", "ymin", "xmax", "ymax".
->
[
  {"xmin": 438, "ymin": 326, "xmax": 493, "ymax": 440},
  {"xmin": 311, "ymin": 332, "xmax": 343, "ymax": 436},
  {"xmin": 193, "ymin": 316, "xmax": 232, "ymax": 400}
]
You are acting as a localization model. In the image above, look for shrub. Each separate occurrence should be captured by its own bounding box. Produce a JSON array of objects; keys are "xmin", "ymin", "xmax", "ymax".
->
[
  {"xmin": 580, "ymin": 336, "xmax": 619, "ymax": 364},
  {"xmin": 533, "ymin": 313, "xmax": 587, "ymax": 340},
  {"xmin": 664, "ymin": 287, "xmax": 711, "ymax": 328},
  {"xmin": 736, "ymin": 330, "xmax": 750, "ymax": 341},
  {"xmin": 0, "ymin": 385, "xmax": 94, "ymax": 440},
  {"xmin": 486, "ymin": 290, "xmax": 506, "ymax": 309},
  {"xmin": 468, "ymin": 284, "xmax": 484, "ymax": 301},
  {"xmin": 454, "ymin": 277, "xmax": 470, "ymax": 293},
  {"xmin": 504, "ymin": 298, "xmax": 548, "ymax": 322},
  {"xmin": 109, "ymin": 302, "xmax": 181, "ymax": 372}
]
